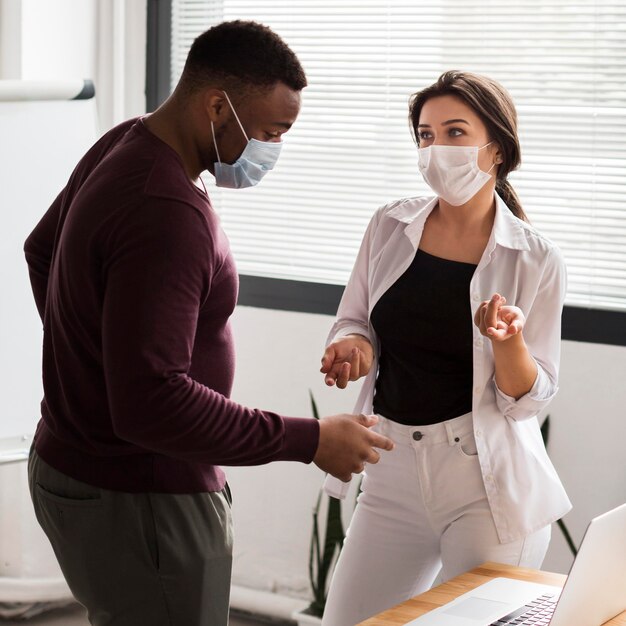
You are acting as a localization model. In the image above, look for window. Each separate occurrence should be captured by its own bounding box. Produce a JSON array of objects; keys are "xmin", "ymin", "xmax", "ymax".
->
[{"xmin": 149, "ymin": 0, "xmax": 626, "ymax": 345}]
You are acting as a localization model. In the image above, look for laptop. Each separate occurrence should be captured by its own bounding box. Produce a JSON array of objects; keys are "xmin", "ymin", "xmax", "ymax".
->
[{"xmin": 404, "ymin": 502, "xmax": 626, "ymax": 626}]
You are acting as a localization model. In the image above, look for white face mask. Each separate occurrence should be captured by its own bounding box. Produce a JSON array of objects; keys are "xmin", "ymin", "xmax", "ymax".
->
[
  {"xmin": 211, "ymin": 91, "xmax": 282, "ymax": 189},
  {"xmin": 418, "ymin": 142, "xmax": 496, "ymax": 206}
]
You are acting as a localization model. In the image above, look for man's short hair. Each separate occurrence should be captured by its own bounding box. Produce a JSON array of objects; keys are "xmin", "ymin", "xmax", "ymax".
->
[{"xmin": 180, "ymin": 20, "xmax": 307, "ymax": 95}]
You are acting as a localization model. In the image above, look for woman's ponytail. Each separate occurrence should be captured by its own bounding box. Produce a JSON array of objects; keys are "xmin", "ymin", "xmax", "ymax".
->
[{"xmin": 496, "ymin": 178, "xmax": 528, "ymax": 223}]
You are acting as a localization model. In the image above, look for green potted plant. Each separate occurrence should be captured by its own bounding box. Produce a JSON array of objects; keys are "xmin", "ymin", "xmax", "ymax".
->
[{"xmin": 292, "ymin": 392, "xmax": 346, "ymax": 626}]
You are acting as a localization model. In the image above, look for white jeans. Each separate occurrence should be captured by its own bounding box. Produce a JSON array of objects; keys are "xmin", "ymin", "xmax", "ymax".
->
[{"xmin": 321, "ymin": 412, "xmax": 551, "ymax": 626}]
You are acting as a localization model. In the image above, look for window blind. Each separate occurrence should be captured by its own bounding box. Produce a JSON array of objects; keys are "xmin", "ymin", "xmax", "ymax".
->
[{"xmin": 170, "ymin": 0, "xmax": 626, "ymax": 311}]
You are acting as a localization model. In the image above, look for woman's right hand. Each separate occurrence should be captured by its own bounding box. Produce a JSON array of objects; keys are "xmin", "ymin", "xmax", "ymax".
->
[{"xmin": 320, "ymin": 334, "xmax": 374, "ymax": 389}]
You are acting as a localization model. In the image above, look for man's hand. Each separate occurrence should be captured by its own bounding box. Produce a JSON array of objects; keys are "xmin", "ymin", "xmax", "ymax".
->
[
  {"xmin": 320, "ymin": 334, "xmax": 374, "ymax": 389},
  {"xmin": 313, "ymin": 413, "xmax": 394, "ymax": 482}
]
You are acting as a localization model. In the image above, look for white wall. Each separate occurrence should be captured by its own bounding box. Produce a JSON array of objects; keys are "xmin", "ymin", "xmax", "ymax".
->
[
  {"xmin": 0, "ymin": 0, "xmax": 147, "ymax": 441},
  {"xmin": 20, "ymin": 0, "xmax": 96, "ymax": 80},
  {"xmin": 0, "ymin": 97, "xmax": 99, "ymax": 439},
  {"xmin": 228, "ymin": 305, "xmax": 626, "ymax": 602},
  {"xmin": 0, "ymin": 0, "xmax": 146, "ymax": 132},
  {"xmin": 540, "ymin": 340, "xmax": 626, "ymax": 572},
  {"xmin": 0, "ymin": 0, "xmax": 22, "ymax": 78}
]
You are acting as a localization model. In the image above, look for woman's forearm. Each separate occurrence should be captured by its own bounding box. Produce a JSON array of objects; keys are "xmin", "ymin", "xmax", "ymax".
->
[{"xmin": 491, "ymin": 332, "xmax": 538, "ymax": 399}]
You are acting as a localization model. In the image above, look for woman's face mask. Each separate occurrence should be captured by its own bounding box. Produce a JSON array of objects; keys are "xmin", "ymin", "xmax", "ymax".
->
[
  {"xmin": 211, "ymin": 91, "xmax": 283, "ymax": 189},
  {"xmin": 417, "ymin": 142, "xmax": 496, "ymax": 206}
]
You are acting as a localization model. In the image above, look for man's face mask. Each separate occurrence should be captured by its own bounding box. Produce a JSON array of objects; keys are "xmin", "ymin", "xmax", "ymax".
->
[{"xmin": 211, "ymin": 91, "xmax": 283, "ymax": 189}]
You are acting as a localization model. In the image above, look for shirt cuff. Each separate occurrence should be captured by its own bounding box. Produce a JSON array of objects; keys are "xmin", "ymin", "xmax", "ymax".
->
[
  {"xmin": 494, "ymin": 365, "xmax": 559, "ymax": 420},
  {"xmin": 275, "ymin": 416, "xmax": 320, "ymax": 464},
  {"xmin": 330, "ymin": 323, "xmax": 371, "ymax": 343},
  {"xmin": 323, "ymin": 474, "xmax": 351, "ymax": 499}
]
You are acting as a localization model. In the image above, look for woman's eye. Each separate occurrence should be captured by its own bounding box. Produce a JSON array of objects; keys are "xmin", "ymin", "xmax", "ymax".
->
[
  {"xmin": 449, "ymin": 127, "xmax": 464, "ymax": 137},
  {"xmin": 418, "ymin": 131, "xmax": 432, "ymax": 140}
]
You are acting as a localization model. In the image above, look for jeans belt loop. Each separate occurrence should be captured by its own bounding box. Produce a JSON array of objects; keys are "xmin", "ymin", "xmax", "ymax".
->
[{"xmin": 444, "ymin": 420, "xmax": 457, "ymax": 446}]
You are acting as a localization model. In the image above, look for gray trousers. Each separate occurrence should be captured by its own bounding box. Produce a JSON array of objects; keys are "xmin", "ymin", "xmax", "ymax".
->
[{"xmin": 28, "ymin": 450, "xmax": 233, "ymax": 626}]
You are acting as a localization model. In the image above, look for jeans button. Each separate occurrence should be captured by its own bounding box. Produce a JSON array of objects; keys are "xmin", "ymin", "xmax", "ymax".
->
[{"xmin": 412, "ymin": 431, "xmax": 423, "ymax": 441}]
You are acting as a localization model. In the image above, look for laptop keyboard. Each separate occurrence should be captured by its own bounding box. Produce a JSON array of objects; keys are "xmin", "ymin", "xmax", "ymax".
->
[{"xmin": 489, "ymin": 592, "xmax": 559, "ymax": 625}]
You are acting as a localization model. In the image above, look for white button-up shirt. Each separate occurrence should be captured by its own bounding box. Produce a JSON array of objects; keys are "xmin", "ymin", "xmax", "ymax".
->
[{"xmin": 324, "ymin": 194, "xmax": 572, "ymax": 543}]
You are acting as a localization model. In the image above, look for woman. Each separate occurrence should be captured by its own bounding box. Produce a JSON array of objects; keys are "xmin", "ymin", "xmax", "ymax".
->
[{"xmin": 319, "ymin": 71, "xmax": 571, "ymax": 626}]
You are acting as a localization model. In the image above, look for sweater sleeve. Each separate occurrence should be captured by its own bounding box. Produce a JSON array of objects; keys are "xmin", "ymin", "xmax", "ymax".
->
[
  {"xmin": 101, "ymin": 199, "xmax": 319, "ymax": 465},
  {"xmin": 24, "ymin": 189, "xmax": 65, "ymax": 322}
]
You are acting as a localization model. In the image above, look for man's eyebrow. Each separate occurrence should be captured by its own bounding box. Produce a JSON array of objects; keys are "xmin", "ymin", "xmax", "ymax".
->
[
  {"xmin": 417, "ymin": 118, "xmax": 470, "ymax": 128},
  {"xmin": 273, "ymin": 121, "xmax": 293, "ymax": 129}
]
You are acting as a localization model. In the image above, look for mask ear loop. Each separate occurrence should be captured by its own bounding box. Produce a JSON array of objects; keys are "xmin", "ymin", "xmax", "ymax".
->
[
  {"xmin": 222, "ymin": 91, "xmax": 249, "ymax": 141},
  {"xmin": 211, "ymin": 122, "xmax": 221, "ymax": 164},
  {"xmin": 480, "ymin": 141, "xmax": 499, "ymax": 174}
]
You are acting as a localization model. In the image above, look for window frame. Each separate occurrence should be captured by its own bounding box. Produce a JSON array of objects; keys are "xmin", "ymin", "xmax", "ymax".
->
[{"xmin": 145, "ymin": 2, "xmax": 626, "ymax": 347}]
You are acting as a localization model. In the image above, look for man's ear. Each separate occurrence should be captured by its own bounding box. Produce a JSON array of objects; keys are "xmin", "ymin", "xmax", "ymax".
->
[{"xmin": 204, "ymin": 89, "xmax": 229, "ymax": 123}]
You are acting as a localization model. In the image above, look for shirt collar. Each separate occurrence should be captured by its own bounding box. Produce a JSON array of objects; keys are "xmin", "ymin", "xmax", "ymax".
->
[
  {"xmin": 385, "ymin": 193, "xmax": 530, "ymax": 252},
  {"xmin": 491, "ymin": 193, "xmax": 530, "ymax": 251}
]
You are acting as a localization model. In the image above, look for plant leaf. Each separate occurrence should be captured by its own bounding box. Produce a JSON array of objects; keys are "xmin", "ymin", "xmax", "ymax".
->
[
  {"xmin": 557, "ymin": 518, "xmax": 579, "ymax": 557},
  {"xmin": 309, "ymin": 389, "xmax": 320, "ymax": 420},
  {"xmin": 540, "ymin": 414, "xmax": 550, "ymax": 446}
]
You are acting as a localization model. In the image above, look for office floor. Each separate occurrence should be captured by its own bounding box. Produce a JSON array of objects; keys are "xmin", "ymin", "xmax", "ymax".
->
[{"xmin": 0, "ymin": 602, "xmax": 285, "ymax": 625}]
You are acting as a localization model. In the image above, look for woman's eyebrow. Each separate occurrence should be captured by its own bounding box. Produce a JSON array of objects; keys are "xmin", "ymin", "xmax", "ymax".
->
[
  {"xmin": 417, "ymin": 118, "xmax": 470, "ymax": 128},
  {"xmin": 442, "ymin": 118, "xmax": 470, "ymax": 126}
]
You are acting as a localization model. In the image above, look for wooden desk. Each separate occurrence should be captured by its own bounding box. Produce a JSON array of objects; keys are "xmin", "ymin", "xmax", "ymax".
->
[{"xmin": 357, "ymin": 561, "xmax": 626, "ymax": 625}]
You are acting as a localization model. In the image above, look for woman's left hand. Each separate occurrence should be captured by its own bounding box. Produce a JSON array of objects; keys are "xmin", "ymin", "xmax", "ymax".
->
[{"xmin": 474, "ymin": 293, "xmax": 526, "ymax": 341}]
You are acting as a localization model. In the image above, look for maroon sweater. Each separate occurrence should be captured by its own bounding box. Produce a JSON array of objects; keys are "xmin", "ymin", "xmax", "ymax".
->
[{"xmin": 24, "ymin": 118, "xmax": 319, "ymax": 493}]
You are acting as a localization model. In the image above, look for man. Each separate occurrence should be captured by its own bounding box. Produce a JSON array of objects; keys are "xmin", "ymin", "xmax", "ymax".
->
[{"xmin": 24, "ymin": 20, "xmax": 393, "ymax": 626}]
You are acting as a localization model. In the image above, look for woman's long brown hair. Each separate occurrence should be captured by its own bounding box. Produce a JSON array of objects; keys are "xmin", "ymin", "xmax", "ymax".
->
[{"xmin": 409, "ymin": 70, "xmax": 528, "ymax": 222}]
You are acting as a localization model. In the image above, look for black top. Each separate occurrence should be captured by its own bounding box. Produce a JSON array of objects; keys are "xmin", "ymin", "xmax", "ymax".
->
[{"xmin": 371, "ymin": 249, "xmax": 477, "ymax": 425}]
